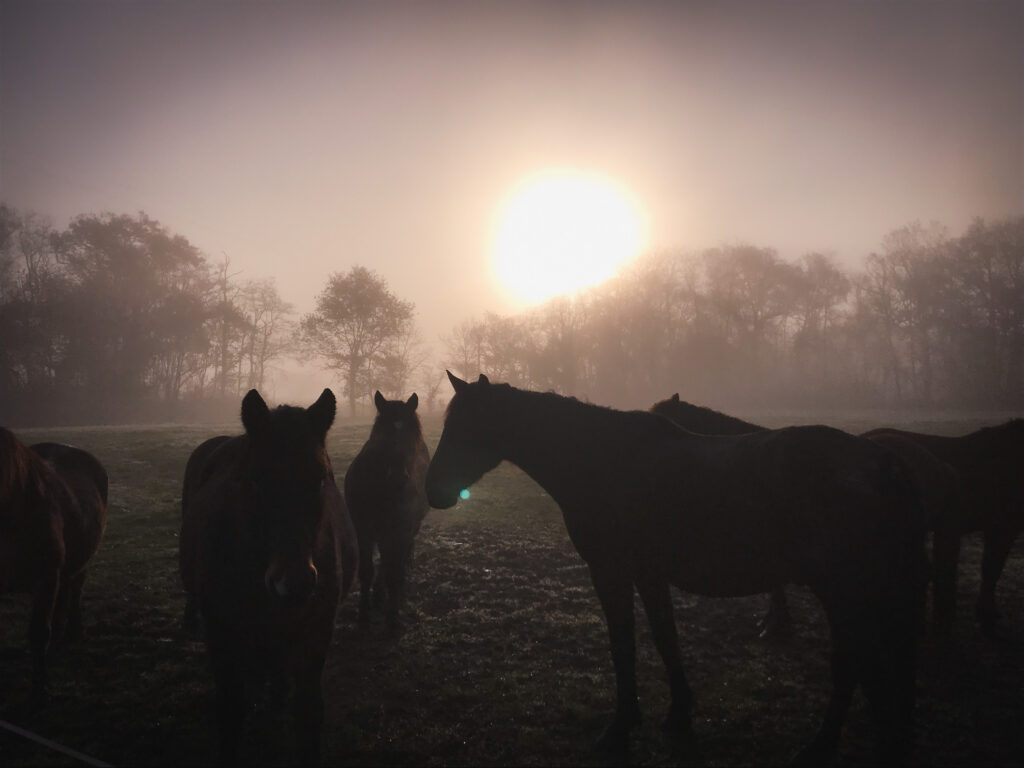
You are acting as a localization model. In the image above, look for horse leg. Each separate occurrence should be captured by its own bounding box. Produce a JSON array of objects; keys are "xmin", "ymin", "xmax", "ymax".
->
[
  {"xmin": 28, "ymin": 572, "xmax": 60, "ymax": 700},
  {"xmin": 859, "ymin": 586, "xmax": 917, "ymax": 765},
  {"xmin": 357, "ymin": 535, "xmax": 375, "ymax": 624},
  {"xmin": 634, "ymin": 572, "xmax": 694, "ymax": 741},
  {"xmin": 976, "ymin": 522, "xmax": 1020, "ymax": 638},
  {"xmin": 793, "ymin": 593, "xmax": 858, "ymax": 765},
  {"xmin": 213, "ymin": 655, "xmax": 246, "ymax": 767},
  {"xmin": 292, "ymin": 663, "xmax": 325, "ymax": 767},
  {"xmin": 380, "ymin": 536, "xmax": 408, "ymax": 636},
  {"xmin": 931, "ymin": 530, "xmax": 961, "ymax": 638},
  {"xmin": 588, "ymin": 563, "xmax": 640, "ymax": 755},
  {"xmin": 183, "ymin": 594, "xmax": 200, "ymax": 635},
  {"xmin": 50, "ymin": 574, "xmax": 72, "ymax": 645},
  {"xmin": 806, "ymin": 549, "xmax": 918, "ymax": 765},
  {"xmin": 64, "ymin": 571, "xmax": 86, "ymax": 642},
  {"xmin": 759, "ymin": 585, "xmax": 793, "ymax": 640},
  {"xmin": 52, "ymin": 571, "xmax": 86, "ymax": 644}
]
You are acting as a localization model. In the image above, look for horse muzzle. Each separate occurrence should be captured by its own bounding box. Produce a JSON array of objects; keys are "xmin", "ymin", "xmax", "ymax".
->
[
  {"xmin": 426, "ymin": 482, "xmax": 459, "ymax": 510},
  {"xmin": 264, "ymin": 559, "xmax": 319, "ymax": 604}
]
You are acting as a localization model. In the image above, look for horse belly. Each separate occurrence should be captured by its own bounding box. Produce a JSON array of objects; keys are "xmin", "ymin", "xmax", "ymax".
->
[{"xmin": 658, "ymin": 530, "xmax": 793, "ymax": 597}]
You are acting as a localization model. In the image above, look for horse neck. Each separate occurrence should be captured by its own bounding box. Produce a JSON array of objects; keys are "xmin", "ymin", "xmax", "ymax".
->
[
  {"xmin": 679, "ymin": 405, "xmax": 762, "ymax": 434},
  {"xmin": 496, "ymin": 391, "xmax": 640, "ymax": 507}
]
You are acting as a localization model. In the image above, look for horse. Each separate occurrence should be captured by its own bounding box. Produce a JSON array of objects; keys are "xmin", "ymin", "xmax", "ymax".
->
[
  {"xmin": 344, "ymin": 391, "xmax": 430, "ymax": 634},
  {"xmin": 179, "ymin": 389, "xmax": 357, "ymax": 766},
  {"xmin": 650, "ymin": 394, "xmax": 984, "ymax": 639},
  {"xmin": 427, "ymin": 373, "xmax": 923, "ymax": 763},
  {"xmin": 862, "ymin": 419, "xmax": 1023, "ymax": 637},
  {"xmin": 0, "ymin": 428, "xmax": 107, "ymax": 698}
]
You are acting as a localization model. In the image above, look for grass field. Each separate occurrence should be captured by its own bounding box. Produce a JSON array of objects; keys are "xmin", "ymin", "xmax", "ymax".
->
[{"xmin": 1, "ymin": 409, "xmax": 1021, "ymax": 766}]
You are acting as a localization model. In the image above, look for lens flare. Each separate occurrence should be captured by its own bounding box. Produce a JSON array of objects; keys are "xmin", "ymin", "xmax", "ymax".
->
[{"xmin": 459, "ymin": 489, "xmax": 471, "ymax": 500}]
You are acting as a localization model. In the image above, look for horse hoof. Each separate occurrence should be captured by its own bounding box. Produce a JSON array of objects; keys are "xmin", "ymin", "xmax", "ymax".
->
[
  {"xmin": 660, "ymin": 709, "xmax": 694, "ymax": 741},
  {"xmin": 595, "ymin": 726, "xmax": 630, "ymax": 756}
]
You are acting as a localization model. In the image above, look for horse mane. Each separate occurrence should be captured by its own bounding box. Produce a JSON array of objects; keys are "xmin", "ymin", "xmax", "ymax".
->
[
  {"xmin": 491, "ymin": 383, "xmax": 688, "ymax": 443},
  {"xmin": 650, "ymin": 396, "xmax": 764, "ymax": 435}
]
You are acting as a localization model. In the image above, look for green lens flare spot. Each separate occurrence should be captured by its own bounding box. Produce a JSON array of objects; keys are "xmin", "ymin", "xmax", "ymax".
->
[{"xmin": 459, "ymin": 489, "xmax": 470, "ymax": 500}]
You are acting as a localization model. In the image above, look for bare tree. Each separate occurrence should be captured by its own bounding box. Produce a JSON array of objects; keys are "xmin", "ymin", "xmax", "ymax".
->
[{"xmin": 299, "ymin": 266, "xmax": 415, "ymax": 417}]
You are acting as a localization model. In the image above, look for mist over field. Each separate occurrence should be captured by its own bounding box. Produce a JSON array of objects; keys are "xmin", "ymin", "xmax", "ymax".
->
[
  {"xmin": 2, "ymin": 6, "xmax": 1024, "ymax": 767},
  {"xmin": 1, "ymin": 1, "xmax": 1021, "ymax": 427}
]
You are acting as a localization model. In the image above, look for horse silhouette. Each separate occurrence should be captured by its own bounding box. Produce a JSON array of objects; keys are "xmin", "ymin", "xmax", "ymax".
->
[
  {"xmin": 344, "ymin": 391, "xmax": 430, "ymax": 634},
  {"xmin": 428, "ymin": 374, "xmax": 923, "ymax": 763},
  {"xmin": 863, "ymin": 419, "xmax": 1023, "ymax": 637},
  {"xmin": 651, "ymin": 394, "xmax": 994, "ymax": 639},
  {"xmin": 0, "ymin": 428, "xmax": 107, "ymax": 698},
  {"xmin": 179, "ymin": 389, "xmax": 357, "ymax": 765}
]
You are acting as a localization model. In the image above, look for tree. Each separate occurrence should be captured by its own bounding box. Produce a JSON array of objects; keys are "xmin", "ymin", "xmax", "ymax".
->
[
  {"xmin": 299, "ymin": 266, "xmax": 415, "ymax": 417},
  {"xmin": 237, "ymin": 278, "xmax": 295, "ymax": 393},
  {"xmin": 53, "ymin": 211, "xmax": 210, "ymax": 420}
]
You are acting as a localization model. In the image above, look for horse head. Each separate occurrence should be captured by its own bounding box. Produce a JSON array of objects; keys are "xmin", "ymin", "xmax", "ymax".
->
[
  {"xmin": 240, "ymin": 388, "xmax": 336, "ymax": 606},
  {"xmin": 426, "ymin": 371, "xmax": 504, "ymax": 509},
  {"xmin": 370, "ymin": 390, "xmax": 423, "ymax": 444}
]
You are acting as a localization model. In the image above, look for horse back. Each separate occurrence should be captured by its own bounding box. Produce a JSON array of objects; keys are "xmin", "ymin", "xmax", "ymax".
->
[{"xmin": 621, "ymin": 426, "xmax": 922, "ymax": 595}]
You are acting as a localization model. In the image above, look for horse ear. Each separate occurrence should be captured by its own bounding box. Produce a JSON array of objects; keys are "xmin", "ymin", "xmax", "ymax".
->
[
  {"xmin": 241, "ymin": 389, "xmax": 269, "ymax": 433},
  {"xmin": 374, "ymin": 390, "xmax": 386, "ymax": 413},
  {"xmin": 308, "ymin": 388, "xmax": 336, "ymax": 439},
  {"xmin": 446, "ymin": 370, "xmax": 468, "ymax": 394},
  {"xmin": 478, "ymin": 373, "xmax": 490, "ymax": 385},
  {"xmin": 407, "ymin": 392, "xmax": 418, "ymax": 410},
  {"xmin": 671, "ymin": 393, "xmax": 680, "ymax": 403}
]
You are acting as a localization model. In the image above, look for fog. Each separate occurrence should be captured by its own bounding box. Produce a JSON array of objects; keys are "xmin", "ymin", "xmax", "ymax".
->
[{"xmin": 1, "ymin": 1, "xmax": 1021, "ymax": 423}]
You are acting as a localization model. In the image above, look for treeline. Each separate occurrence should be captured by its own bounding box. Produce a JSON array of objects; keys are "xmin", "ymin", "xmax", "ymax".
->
[
  {"xmin": 443, "ymin": 217, "xmax": 1024, "ymax": 411},
  {"xmin": 0, "ymin": 206, "xmax": 428, "ymax": 426},
  {"xmin": 3, "ymin": 203, "xmax": 1021, "ymax": 426},
  {"xmin": 0, "ymin": 207, "xmax": 302, "ymax": 425}
]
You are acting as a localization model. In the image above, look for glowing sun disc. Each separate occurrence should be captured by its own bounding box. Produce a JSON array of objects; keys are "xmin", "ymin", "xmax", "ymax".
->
[{"xmin": 492, "ymin": 170, "xmax": 647, "ymax": 304}]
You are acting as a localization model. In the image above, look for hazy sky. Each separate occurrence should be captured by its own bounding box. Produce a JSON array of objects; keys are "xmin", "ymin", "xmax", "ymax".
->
[{"xmin": 2, "ymin": 1, "xmax": 1022, "ymax": 358}]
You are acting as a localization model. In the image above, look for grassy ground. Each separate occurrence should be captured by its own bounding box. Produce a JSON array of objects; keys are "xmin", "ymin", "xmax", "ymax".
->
[{"xmin": 1, "ymin": 411, "xmax": 1021, "ymax": 766}]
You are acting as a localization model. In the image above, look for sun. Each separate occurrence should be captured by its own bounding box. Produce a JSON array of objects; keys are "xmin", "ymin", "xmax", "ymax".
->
[{"xmin": 491, "ymin": 169, "xmax": 648, "ymax": 305}]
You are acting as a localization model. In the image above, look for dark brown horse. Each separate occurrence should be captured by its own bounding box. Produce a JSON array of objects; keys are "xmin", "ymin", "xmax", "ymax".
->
[
  {"xmin": 863, "ymin": 419, "xmax": 1023, "ymax": 637},
  {"xmin": 179, "ymin": 389, "xmax": 357, "ymax": 766},
  {"xmin": 650, "ymin": 395, "xmax": 990, "ymax": 638},
  {"xmin": 0, "ymin": 428, "xmax": 107, "ymax": 698},
  {"xmin": 428, "ymin": 374, "xmax": 923, "ymax": 763},
  {"xmin": 344, "ymin": 391, "xmax": 430, "ymax": 634}
]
